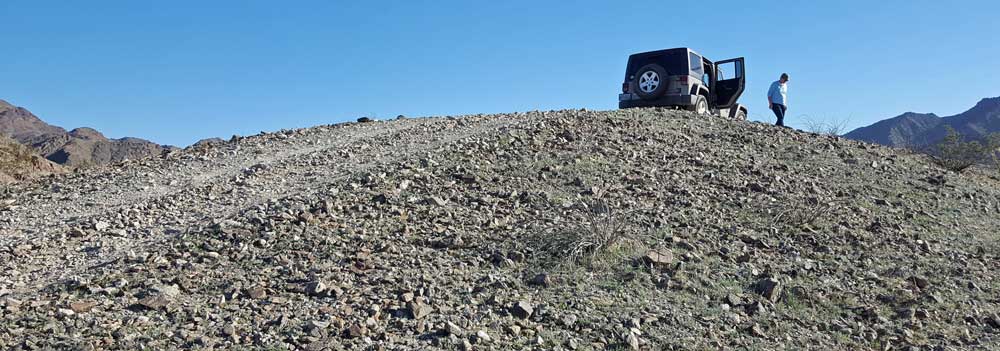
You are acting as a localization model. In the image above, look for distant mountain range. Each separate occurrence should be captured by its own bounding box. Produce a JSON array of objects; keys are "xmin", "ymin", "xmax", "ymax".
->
[
  {"xmin": 0, "ymin": 99, "xmax": 175, "ymax": 167},
  {"xmin": 844, "ymin": 97, "xmax": 1000, "ymax": 148}
]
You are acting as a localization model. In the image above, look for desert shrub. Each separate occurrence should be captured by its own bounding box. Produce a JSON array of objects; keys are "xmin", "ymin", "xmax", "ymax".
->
[
  {"xmin": 526, "ymin": 196, "xmax": 651, "ymax": 274},
  {"xmin": 768, "ymin": 198, "xmax": 840, "ymax": 230},
  {"xmin": 803, "ymin": 116, "xmax": 850, "ymax": 136},
  {"xmin": 988, "ymin": 133, "xmax": 1000, "ymax": 176},
  {"xmin": 552, "ymin": 200, "xmax": 643, "ymax": 261},
  {"xmin": 931, "ymin": 127, "xmax": 988, "ymax": 172}
]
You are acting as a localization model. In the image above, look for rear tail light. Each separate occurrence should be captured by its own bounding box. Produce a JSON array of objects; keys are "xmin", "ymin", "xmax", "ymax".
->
[
  {"xmin": 678, "ymin": 76, "xmax": 688, "ymax": 82},
  {"xmin": 622, "ymin": 82, "xmax": 629, "ymax": 93}
]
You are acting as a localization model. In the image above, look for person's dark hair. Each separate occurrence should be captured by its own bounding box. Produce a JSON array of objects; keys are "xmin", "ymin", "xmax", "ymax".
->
[{"xmin": 780, "ymin": 73, "xmax": 789, "ymax": 80}]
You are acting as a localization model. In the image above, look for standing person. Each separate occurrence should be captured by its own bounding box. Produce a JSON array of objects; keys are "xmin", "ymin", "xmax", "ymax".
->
[{"xmin": 768, "ymin": 73, "xmax": 789, "ymax": 127}]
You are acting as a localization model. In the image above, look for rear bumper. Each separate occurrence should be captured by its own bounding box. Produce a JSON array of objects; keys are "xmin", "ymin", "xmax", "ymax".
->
[{"xmin": 619, "ymin": 93, "xmax": 697, "ymax": 109}]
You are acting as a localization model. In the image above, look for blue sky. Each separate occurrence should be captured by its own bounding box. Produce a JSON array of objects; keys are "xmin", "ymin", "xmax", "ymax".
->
[{"xmin": 1, "ymin": 1, "xmax": 997, "ymax": 146}]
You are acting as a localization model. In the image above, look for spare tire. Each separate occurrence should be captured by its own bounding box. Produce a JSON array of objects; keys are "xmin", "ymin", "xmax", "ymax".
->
[{"xmin": 632, "ymin": 64, "xmax": 668, "ymax": 100}]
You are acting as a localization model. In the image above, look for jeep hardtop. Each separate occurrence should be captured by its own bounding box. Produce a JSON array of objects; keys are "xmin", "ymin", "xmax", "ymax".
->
[{"xmin": 619, "ymin": 48, "xmax": 747, "ymax": 120}]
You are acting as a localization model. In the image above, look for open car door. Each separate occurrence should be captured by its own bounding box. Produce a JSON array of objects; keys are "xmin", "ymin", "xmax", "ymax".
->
[{"xmin": 713, "ymin": 57, "xmax": 745, "ymax": 109}]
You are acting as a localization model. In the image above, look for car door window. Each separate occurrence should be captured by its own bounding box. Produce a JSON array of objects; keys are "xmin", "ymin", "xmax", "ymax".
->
[
  {"xmin": 689, "ymin": 52, "xmax": 703, "ymax": 76},
  {"xmin": 716, "ymin": 61, "xmax": 742, "ymax": 80}
]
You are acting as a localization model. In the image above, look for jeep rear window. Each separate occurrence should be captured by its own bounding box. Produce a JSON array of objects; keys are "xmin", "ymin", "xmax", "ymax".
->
[{"xmin": 628, "ymin": 55, "xmax": 688, "ymax": 76}]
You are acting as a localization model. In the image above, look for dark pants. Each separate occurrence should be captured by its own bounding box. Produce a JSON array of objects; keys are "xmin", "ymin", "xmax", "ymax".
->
[{"xmin": 771, "ymin": 103, "xmax": 787, "ymax": 126}]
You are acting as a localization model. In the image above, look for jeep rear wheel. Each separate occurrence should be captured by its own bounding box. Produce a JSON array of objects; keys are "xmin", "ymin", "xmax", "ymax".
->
[
  {"xmin": 689, "ymin": 96, "xmax": 709, "ymax": 115},
  {"xmin": 633, "ymin": 64, "xmax": 668, "ymax": 100}
]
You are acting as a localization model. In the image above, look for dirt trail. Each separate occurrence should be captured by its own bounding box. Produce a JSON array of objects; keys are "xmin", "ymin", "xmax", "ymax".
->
[{"xmin": 1, "ymin": 115, "xmax": 518, "ymax": 294}]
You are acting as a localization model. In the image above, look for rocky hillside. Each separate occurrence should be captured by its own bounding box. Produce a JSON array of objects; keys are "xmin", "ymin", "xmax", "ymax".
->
[
  {"xmin": 845, "ymin": 97, "xmax": 1000, "ymax": 147},
  {"xmin": 0, "ymin": 109, "xmax": 998, "ymax": 350},
  {"xmin": 0, "ymin": 134, "xmax": 63, "ymax": 183},
  {"xmin": 0, "ymin": 99, "xmax": 175, "ymax": 167}
]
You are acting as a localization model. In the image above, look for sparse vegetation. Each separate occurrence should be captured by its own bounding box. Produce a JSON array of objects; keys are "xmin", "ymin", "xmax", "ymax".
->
[
  {"xmin": 930, "ymin": 127, "xmax": 991, "ymax": 172},
  {"xmin": 768, "ymin": 197, "xmax": 839, "ymax": 230},
  {"xmin": 530, "ymin": 197, "xmax": 648, "ymax": 273},
  {"xmin": 989, "ymin": 133, "xmax": 1000, "ymax": 176},
  {"xmin": 802, "ymin": 115, "xmax": 850, "ymax": 136}
]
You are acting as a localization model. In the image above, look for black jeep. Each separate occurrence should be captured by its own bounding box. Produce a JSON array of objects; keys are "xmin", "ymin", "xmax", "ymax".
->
[{"xmin": 618, "ymin": 48, "xmax": 747, "ymax": 120}]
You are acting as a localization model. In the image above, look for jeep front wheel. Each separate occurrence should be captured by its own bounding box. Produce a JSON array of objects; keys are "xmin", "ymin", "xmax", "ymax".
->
[
  {"xmin": 633, "ymin": 64, "xmax": 668, "ymax": 100},
  {"xmin": 736, "ymin": 109, "xmax": 747, "ymax": 120}
]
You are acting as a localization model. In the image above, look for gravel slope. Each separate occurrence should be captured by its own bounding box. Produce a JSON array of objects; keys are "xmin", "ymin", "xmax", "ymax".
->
[{"xmin": 1, "ymin": 109, "xmax": 998, "ymax": 350}]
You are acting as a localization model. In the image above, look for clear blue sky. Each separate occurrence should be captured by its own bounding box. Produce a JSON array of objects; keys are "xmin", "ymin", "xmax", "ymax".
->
[{"xmin": 1, "ymin": 1, "xmax": 997, "ymax": 146}]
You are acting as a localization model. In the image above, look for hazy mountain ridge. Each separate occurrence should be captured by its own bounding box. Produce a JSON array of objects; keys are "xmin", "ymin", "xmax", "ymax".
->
[
  {"xmin": 845, "ymin": 97, "xmax": 1000, "ymax": 147},
  {"xmin": 0, "ymin": 99, "xmax": 175, "ymax": 167}
]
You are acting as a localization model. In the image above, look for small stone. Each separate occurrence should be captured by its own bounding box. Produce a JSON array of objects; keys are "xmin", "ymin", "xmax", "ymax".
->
[
  {"xmin": 512, "ymin": 300, "xmax": 534, "ymax": 319},
  {"xmin": 400, "ymin": 292, "xmax": 414, "ymax": 303},
  {"xmin": 138, "ymin": 295, "xmax": 170, "ymax": 310},
  {"xmin": 305, "ymin": 281, "xmax": 327, "ymax": 296},
  {"xmin": 427, "ymin": 196, "xmax": 448, "ymax": 206},
  {"xmin": 246, "ymin": 287, "xmax": 267, "ymax": 299},
  {"xmin": 725, "ymin": 294, "xmax": 743, "ymax": 306},
  {"xmin": 94, "ymin": 221, "xmax": 110, "ymax": 231},
  {"xmin": 626, "ymin": 331, "xmax": 640, "ymax": 350},
  {"xmin": 910, "ymin": 276, "xmax": 930, "ymax": 290},
  {"xmin": 985, "ymin": 315, "xmax": 1000, "ymax": 329},
  {"xmin": 749, "ymin": 324, "xmax": 766, "ymax": 337},
  {"xmin": 745, "ymin": 301, "xmax": 765, "ymax": 316},
  {"xmin": 68, "ymin": 228, "xmax": 88, "ymax": 238},
  {"xmin": 347, "ymin": 324, "xmax": 366, "ymax": 338},
  {"xmin": 561, "ymin": 314, "xmax": 578, "ymax": 327},
  {"xmin": 642, "ymin": 249, "xmax": 674, "ymax": 267},
  {"xmin": 475, "ymin": 330, "xmax": 492, "ymax": 344},
  {"xmin": 409, "ymin": 302, "xmax": 433, "ymax": 319},
  {"xmin": 310, "ymin": 320, "xmax": 330, "ymax": 330},
  {"xmin": 446, "ymin": 322, "xmax": 463, "ymax": 336},
  {"xmin": 754, "ymin": 278, "xmax": 782, "ymax": 302},
  {"xmin": 69, "ymin": 300, "xmax": 97, "ymax": 313},
  {"xmin": 154, "ymin": 284, "xmax": 181, "ymax": 298},
  {"xmin": 57, "ymin": 308, "xmax": 76, "ymax": 317},
  {"xmin": 529, "ymin": 273, "xmax": 552, "ymax": 287}
]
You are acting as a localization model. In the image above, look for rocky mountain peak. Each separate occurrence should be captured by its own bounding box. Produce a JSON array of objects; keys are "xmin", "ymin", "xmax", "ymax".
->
[
  {"xmin": 970, "ymin": 96, "xmax": 1000, "ymax": 112},
  {"xmin": 845, "ymin": 96, "xmax": 1000, "ymax": 147},
  {"xmin": 68, "ymin": 127, "xmax": 107, "ymax": 141},
  {"xmin": 0, "ymin": 99, "xmax": 173, "ymax": 166}
]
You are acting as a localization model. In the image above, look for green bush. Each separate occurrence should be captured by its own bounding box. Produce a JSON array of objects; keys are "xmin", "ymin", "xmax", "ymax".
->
[
  {"xmin": 988, "ymin": 133, "xmax": 1000, "ymax": 175},
  {"xmin": 932, "ymin": 127, "xmax": 988, "ymax": 172}
]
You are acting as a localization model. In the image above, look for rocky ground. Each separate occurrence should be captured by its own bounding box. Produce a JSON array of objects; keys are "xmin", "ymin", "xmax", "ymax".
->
[{"xmin": 1, "ymin": 108, "xmax": 998, "ymax": 350}]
